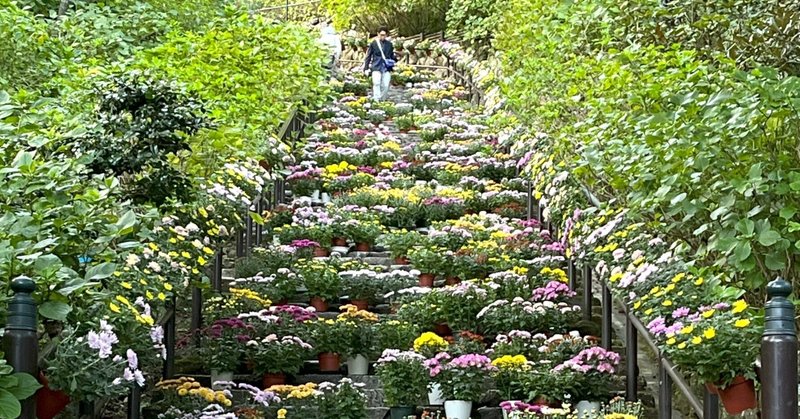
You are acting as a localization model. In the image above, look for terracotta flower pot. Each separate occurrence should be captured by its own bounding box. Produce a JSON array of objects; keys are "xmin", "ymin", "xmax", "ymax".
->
[
  {"xmin": 36, "ymin": 372, "xmax": 70, "ymax": 419},
  {"xmin": 262, "ymin": 373, "xmax": 286, "ymax": 388},
  {"xmin": 313, "ymin": 247, "xmax": 330, "ymax": 257},
  {"xmin": 704, "ymin": 382, "xmax": 718, "ymax": 395},
  {"xmin": 332, "ymin": 237, "xmax": 348, "ymax": 247},
  {"xmin": 419, "ymin": 273, "xmax": 435, "ymax": 287},
  {"xmin": 310, "ymin": 297, "xmax": 329, "ymax": 312},
  {"xmin": 274, "ymin": 299, "xmax": 288, "ymax": 306},
  {"xmin": 355, "ymin": 242, "xmax": 371, "ymax": 252},
  {"xmin": 445, "ymin": 276, "xmax": 461, "ymax": 285},
  {"xmin": 394, "ymin": 256, "xmax": 410, "ymax": 265},
  {"xmin": 718, "ymin": 376, "xmax": 757, "ymax": 415},
  {"xmin": 433, "ymin": 323, "xmax": 451, "ymax": 337},
  {"xmin": 351, "ymin": 299, "xmax": 369, "ymax": 311},
  {"xmin": 319, "ymin": 352, "xmax": 341, "ymax": 372}
]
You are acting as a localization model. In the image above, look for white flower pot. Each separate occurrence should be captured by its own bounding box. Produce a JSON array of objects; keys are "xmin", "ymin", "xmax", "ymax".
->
[
  {"xmin": 347, "ymin": 354, "xmax": 369, "ymax": 375},
  {"xmin": 427, "ymin": 383, "xmax": 445, "ymax": 405},
  {"xmin": 321, "ymin": 192, "xmax": 331, "ymax": 203},
  {"xmin": 210, "ymin": 370, "xmax": 234, "ymax": 389},
  {"xmin": 444, "ymin": 400, "xmax": 472, "ymax": 419},
  {"xmin": 575, "ymin": 400, "xmax": 602, "ymax": 418},
  {"xmin": 311, "ymin": 190, "xmax": 321, "ymax": 200}
]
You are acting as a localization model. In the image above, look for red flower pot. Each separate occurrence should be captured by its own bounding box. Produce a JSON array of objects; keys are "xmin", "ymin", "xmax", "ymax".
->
[
  {"xmin": 445, "ymin": 276, "xmax": 461, "ymax": 286},
  {"xmin": 319, "ymin": 352, "xmax": 341, "ymax": 372},
  {"xmin": 313, "ymin": 247, "xmax": 330, "ymax": 257},
  {"xmin": 419, "ymin": 273, "xmax": 435, "ymax": 287},
  {"xmin": 262, "ymin": 373, "xmax": 286, "ymax": 388},
  {"xmin": 394, "ymin": 256, "xmax": 410, "ymax": 265},
  {"xmin": 310, "ymin": 297, "xmax": 329, "ymax": 312},
  {"xmin": 704, "ymin": 382, "xmax": 718, "ymax": 395},
  {"xmin": 332, "ymin": 237, "xmax": 348, "ymax": 247},
  {"xmin": 355, "ymin": 242, "xmax": 371, "ymax": 252},
  {"xmin": 274, "ymin": 299, "xmax": 288, "ymax": 306},
  {"xmin": 36, "ymin": 372, "xmax": 71, "ymax": 419},
  {"xmin": 351, "ymin": 299, "xmax": 369, "ymax": 311},
  {"xmin": 433, "ymin": 323, "xmax": 451, "ymax": 337},
  {"xmin": 718, "ymin": 376, "xmax": 757, "ymax": 415}
]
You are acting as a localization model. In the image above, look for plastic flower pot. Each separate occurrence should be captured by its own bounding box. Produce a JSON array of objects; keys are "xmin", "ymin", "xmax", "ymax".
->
[
  {"xmin": 433, "ymin": 323, "xmax": 451, "ymax": 337},
  {"xmin": 211, "ymin": 370, "xmax": 234, "ymax": 390},
  {"xmin": 427, "ymin": 383, "xmax": 445, "ymax": 405},
  {"xmin": 351, "ymin": 299, "xmax": 369, "ymax": 310},
  {"xmin": 394, "ymin": 256, "xmax": 410, "ymax": 265},
  {"xmin": 332, "ymin": 237, "xmax": 348, "ymax": 247},
  {"xmin": 36, "ymin": 372, "xmax": 70, "ymax": 419},
  {"xmin": 575, "ymin": 401, "xmax": 601, "ymax": 418},
  {"xmin": 704, "ymin": 382, "xmax": 718, "ymax": 395},
  {"xmin": 355, "ymin": 242, "xmax": 372, "ymax": 252},
  {"xmin": 262, "ymin": 373, "xmax": 286, "ymax": 388},
  {"xmin": 310, "ymin": 297, "xmax": 329, "ymax": 312},
  {"xmin": 347, "ymin": 354, "xmax": 369, "ymax": 375},
  {"xmin": 444, "ymin": 400, "xmax": 472, "ymax": 419},
  {"xmin": 274, "ymin": 299, "xmax": 289, "ymax": 306},
  {"xmin": 445, "ymin": 276, "xmax": 461, "ymax": 286},
  {"xmin": 718, "ymin": 376, "xmax": 757, "ymax": 415},
  {"xmin": 313, "ymin": 247, "xmax": 330, "ymax": 257},
  {"xmin": 390, "ymin": 406, "xmax": 415, "ymax": 419},
  {"xmin": 319, "ymin": 352, "xmax": 341, "ymax": 372},
  {"xmin": 419, "ymin": 273, "xmax": 435, "ymax": 287}
]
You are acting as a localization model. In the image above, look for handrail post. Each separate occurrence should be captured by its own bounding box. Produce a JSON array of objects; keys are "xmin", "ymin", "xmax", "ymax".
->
[
  {"xmin": 164, "ymin": 296, "xmax": 176, "ymax": 379},
  {"xmin": 582, "ymin": 264, "xmax": 593, "ymax": 322},
  {"xmin": 526, "ymin": 181, "xmax": 533, "ymax": 221},
  {"xmin": 245, "ymin": 213, "xmax": 254, "ymax": 255},
  {"xmin": 601, "ymin": 280, "xmax": 613, "ymax": 350},
  {"xmin": 702, "ymin": 387, "xmax": 719, "ymax": 419},
  {"xmin": 761, "ymin": 277, "xmax": 797, "ymax": 419},
  {"xmin": 189, "ymin": 286, "xmax": 202, "ymax": 339},
  {"xmin": 255, "ymin": 198, "xmax": 264, "ymax": 246},
  {"xmin": 236, "ymin": 229, "xmax": 244, "ymax": 258},
  {"xmin": 214, "ymin": 251, "xmax": 223, "ymax": 292},
  {"xmin": 127, "ymin": 382, "xmax": 141, "ymax": 419},
  {"xmin": 3, "ymin": 276, "xmax": 38, "ymax": 419},
  {"xmin": 567, "ymin": 258, "xmax": 576, "ymax": 291},
  {"xmin": 658, "ymin": 358, "xmax": 672, "ymax": 419},
  {"xmin": 626, "ymin": 312, "xmax": 639, "ymax": 401}
]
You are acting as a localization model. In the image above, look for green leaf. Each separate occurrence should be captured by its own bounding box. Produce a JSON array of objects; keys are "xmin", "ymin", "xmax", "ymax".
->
[
  {"xmin": 39, "ymin": 301, "xmax": 72, "ymax": 321},
  {"xmin": 765, "ymin": 252, "xmax": 787, "ymax": 271},
  {"xmin": 85, "ymin": 262, "xmax": 116, "ymax": 281},
  {"xmin": 6, "ymin": 373, "xmax": 41, "ymax": 400},
  {"xmin": 733, "ymin": 242, "xmax": 751, "ymax": 262},
  {"xmin": 780, "ymin": 206, "xmax": 797, "ymax": 220},
  {"xmin": 735, "ymin": 219, "xmax": 754, "ymax": 236},
  {"xmin": 758, "ymin": 230, "xmax": 781, "ymax": 247},
  {"xmin": 0, "ymin": 388, "xmax": 21, "ymax": 419},
  {"xmin": 670, "ymin": 192, "xmax": 687, "ymax": 206},
  {"xmin": 115, "ymin": 210, "xmax": 137, "ymax": 235}
]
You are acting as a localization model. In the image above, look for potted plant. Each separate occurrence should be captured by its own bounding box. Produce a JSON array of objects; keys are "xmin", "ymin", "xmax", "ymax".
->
[
  {"xmin": 315, "ymin": 378, "xmax": 370, "ymax": 419},
  {"xmin": 200, "ymin": 318, "xmax": 254, "ymax": 389},
  {"xmin": 230, "ymin": 269, "xmax": 301, "ymax": 306},
  {"xmin": 297, "ymin": 259, "xmax": 341, "ymax": 312},
  {"xmin": 342, "ymin": 217, "xmax": 385, "ymax": 252},
  {"xmin": 248, "ymin": 334, "xmax": 312, "ymax": 387},
  {"xmin": 373, "ymin": 320, "xmax": 420, "ymax": 358},
  {"xmin": 433, "ymin": 353, "xmax": 496, "ymax": 419},
  {"xmin": 337, "ymin": 304, "xmax": 380, "ymax": 375},
  {"xmin": 340, "ymin": 269, "xmax": 381, "ymax": 310},
  {"xmin": 437, "ymin": 282, "xmax": 491, "ymax": 333},
  {"xmin": 380, "ymin": 229, "xmax": 424, "ymax": 265},
  {"xmin": 308, "ymin": 319, "xmax": 350, "ymax": 372},
  {"xmin": 407, "ymin": 246, "xmax": 451, "ymax": 287},
  {"xmin": 553, "ymin": 346, "xmax": 621, "ymax": 417},
  {"xmin": 375, "ymin": 349, "xmax": 429, "ymax": 419}
]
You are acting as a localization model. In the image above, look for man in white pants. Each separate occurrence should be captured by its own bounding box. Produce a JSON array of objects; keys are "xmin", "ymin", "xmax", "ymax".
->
[
  {"xmin": 363, "ymin": 27, "xmax": 396, "ymax": 101},
  {"xmin": 319, "ymin": 20, "xmax": 342, "ymax": 75}
]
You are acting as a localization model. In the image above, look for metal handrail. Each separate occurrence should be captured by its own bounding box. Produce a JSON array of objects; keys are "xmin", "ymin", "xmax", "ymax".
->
[{"xmin": 253, "ymin": 0, "xmax": 320, "ymax": 13}]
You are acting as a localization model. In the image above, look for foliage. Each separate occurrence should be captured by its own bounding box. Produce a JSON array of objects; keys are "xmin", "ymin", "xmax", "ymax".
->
[
  {"xmin": 136, "ymin": 13, "xmax": 330, "ymax": 172},
  {"xmin": 375, "ymin": 350, "xmax": 428, "ymax": 406},
  {"xmin": 445, "ymin": 0, "xmax": 507, "ymax": 49},
  {"xmin": 0, "ymin": 358, "xmax": 41, "ymax": 419},
  {"xmin": 321, "ymin": 0, "xmax": 449, "ymax": 36},
  {"xmin": 315, "ymin": 378, "xmax": 368, "ymax": 419}
]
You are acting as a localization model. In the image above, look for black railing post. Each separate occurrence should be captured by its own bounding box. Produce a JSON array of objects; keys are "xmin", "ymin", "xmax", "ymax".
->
[
  {"xmin": 567, "ymin": 258, "xmax": 576, "ymax": 291},
  {"xmin": 703, "ymin": 387, "xmax": 719, "ymax": 419},
  {"xmin": 3, "ymin": 276, "xmax": 38, "ymax": 419},
  {"xmin": 535, "ymin": 203, "xmax": 543, "ymax": 227},
  {"xmin": 601, "ymin": 281, "xmax": 613, "ymax": 350},
  {"xmin": 582, "ymin": 264, "xmax": 593, "ymax": 322},
  {"xmin": 190, "ymin": 285, "xmax": 202, "ymax": 334},
  {"xmin": 255, "ymin": 198, "xmax": 264, "ymax": 246},
  {"xmin": 626, "ymin": 313, "xmax": 639, "ymax": 401},
  {"xmin": 761, "ymin": 277, "xmax": 797, "ymax": 419},
  {"xmin": 236, "ymin": 229, "xmax": 245, "ymax": 259},
  {"xmin": 526, "ymin": 181, "xmax": 533, "ymax": 221},
  {"xmin": 658, "ymin": 359, "xmax": 672, "ymax": 419},
  {"xmin": 127, "ymin": 382, "xmax": 141, "ymax": 419},
  {"xmin": 214, "ymin": 251, "xmax": 223, "ymax": 292},
  {"xmin": 164, "ymin": 296, "xmax": 176, "ymax": 379},
  {"xmin": 245, "ymin": 213, "xmax": 254, "ymax": 255}
]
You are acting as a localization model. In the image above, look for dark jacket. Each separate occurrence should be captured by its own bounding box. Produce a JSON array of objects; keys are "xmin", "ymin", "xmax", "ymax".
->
[{"xmin": 363, "ymin": 39, "xmax": 396, "ymax": 72}]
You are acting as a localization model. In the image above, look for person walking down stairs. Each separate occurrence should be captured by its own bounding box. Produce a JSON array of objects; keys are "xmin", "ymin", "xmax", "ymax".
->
[{"xmin": 363, "ymin": 26, "xmax": 396, "ymax": 102}]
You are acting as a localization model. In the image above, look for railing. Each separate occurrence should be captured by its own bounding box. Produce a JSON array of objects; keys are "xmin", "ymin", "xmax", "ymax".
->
[{"xmin": 252, "ymin": 0, "xmax": 321, "ymax": 21}]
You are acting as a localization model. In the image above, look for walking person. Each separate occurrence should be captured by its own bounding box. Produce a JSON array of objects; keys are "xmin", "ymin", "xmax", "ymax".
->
[
  {"xmin": 319, "ymin": 20, "xmax": 342, "ymax": 76},
  {"xmin": 363, "ymin": 27, "xmax": 396, "ymax": 102}
]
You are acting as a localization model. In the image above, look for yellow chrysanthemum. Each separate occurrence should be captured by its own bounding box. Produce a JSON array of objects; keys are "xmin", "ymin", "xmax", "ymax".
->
[{"xmin": 734, "ymin": 319, "xmax": 751, "ymax": 328}]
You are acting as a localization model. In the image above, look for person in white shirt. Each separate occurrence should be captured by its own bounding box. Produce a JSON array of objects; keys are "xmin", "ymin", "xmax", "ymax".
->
[{"xmin": 319, "ymin": 20, "xmax": 342, "ymax": 74}]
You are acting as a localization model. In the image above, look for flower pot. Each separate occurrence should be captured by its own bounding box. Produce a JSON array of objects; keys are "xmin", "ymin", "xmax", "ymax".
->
[
  {"xmin": 394, "ymin": 256, "xmax": 410, "ymax": 265},
  {"xmin": 274, "ymin": 298, "xmax": 288, "ymax": 306},
  {"xmin": 262, "ymin": 373, "xmax": 286, "ymax": 388},
  {"xmin": 311, "ymin": 190, "xmax": 321, "ymax": 200},
  {"xmin": 351, "ymin": 299, "xmax": 369, "ymax": 311},
  {"xmin": 575, "ymin": 401, "xmax": 602, "ymax": 418},
  {"xmin": 427, "ymin": 383, "xmax": 445, "ymax": 405},
  {"xmin": 355, "ymin": 242, "xmax": 372, "ymax": 252},
  {"xmin": 310, "ymin": 297, "xmax": 329, "ymax": 312},
  {"xmin": 390, "ymin": 406, "xmax": 415, "ymax": 419},
  {"xmin": 433, "ymin": 323, "xmax": 451, "ymax": 337},
  {"xmin": 313, "ymin": 247, "xmax": 330, "ymax": 257},
  {"xmin": 445, "ymin": 276, "xmax": 461, "ymax": 285},
  {"xmin": 347, "ymin": 354, "xmax": 370, "ymax": 375},
  {"xmin": 444, "ymin": 400, "xmax": 472, "ymax": 419},
  {"xmin": 36, "ymin": 372, "xmax": 70, "ymax": 419},
  {"xmin": 332, "ymin": 237, "xmax": 348, "ymax": 247},
  {"xmin": 419, "ymin": 273, "xmax": 435, "ymax": 287},
  {"xmin": 718, "ymin": 376, "xmax": 757, "ymax": 415},
  {"xmin": 704, "ymin": 382, "xmax": 718, "ymax": 395},
  {"xmin": 211, "ymin": 370, "xmax": 234, "ymax": 389},
  {"xmin": 319, "ymin": 352, "xmax": 341, "ymax": 372}
]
